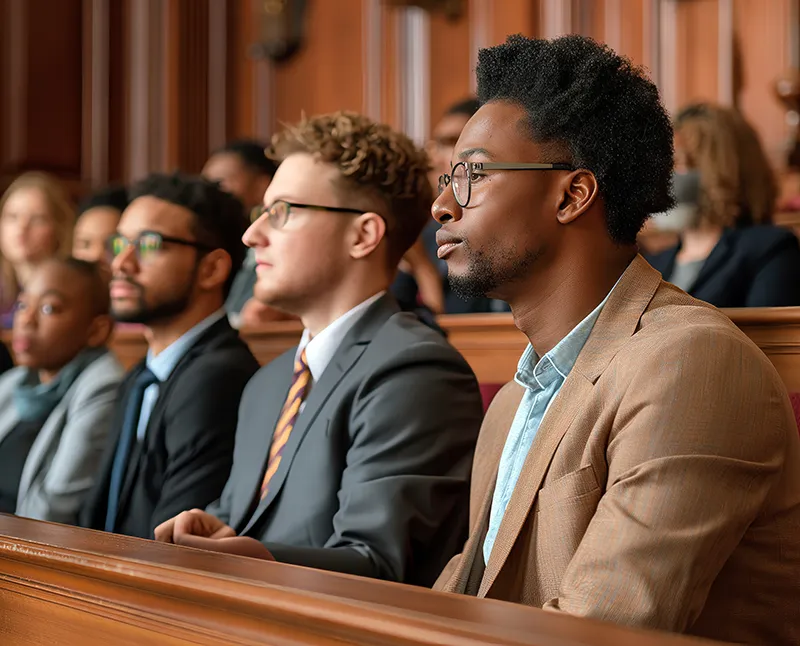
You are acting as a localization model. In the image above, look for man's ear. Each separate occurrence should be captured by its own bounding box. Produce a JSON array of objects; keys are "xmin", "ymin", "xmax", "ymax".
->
[
  {"xmin": 349, "ymin": 213, "xmax": 387, "ymax": 260},
  {"xmin": 86, "ymin": 314, "xmax": 114, "ymax": 348},
  {"xmin": 556, "ymin": 169, "xmax": 599, "ymax": 225},
  {"xmin": 197, "ymin": 248, "xmax": 233, "ymax": 292}
]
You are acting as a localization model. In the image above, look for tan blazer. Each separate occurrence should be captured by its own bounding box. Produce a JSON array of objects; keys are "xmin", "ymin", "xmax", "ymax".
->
[{"xmin": 435, "ymin": 255, "xmax": 800, "ymax": 645}]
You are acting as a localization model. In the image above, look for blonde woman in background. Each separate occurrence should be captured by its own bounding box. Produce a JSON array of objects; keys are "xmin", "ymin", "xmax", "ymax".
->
[
  {"xmin": 0, "ymin": 172, "xmax": 75, "ymax": 327},
  {"xmin": 647, "ymin": 102, "xmax": 800, "ymax": 307}
]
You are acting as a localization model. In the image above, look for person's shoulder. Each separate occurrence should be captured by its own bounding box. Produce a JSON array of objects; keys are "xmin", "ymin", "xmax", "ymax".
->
[
  {"xmin": 627, "ymin": 287, "xmax": 781, "ymax": 387},
  {"xmin": 643, "ymin": 243, "xmax": 678, "ymax": 270},
  {"xmin": 73, "ymin": 351, "xmax": 125, "ymax": 391},
  {"xmin": 0, "ymin": 365, "xmax": 26, "ymax": 395},
  {"xmin": 371, "ymin": 311, "xmax": 471, "ymax": 366},
  {"xmin": 185, "ymin": 321, "xmax": 259, "ymax": 373},
  {"xmin": 731, "ymin": 225, "xmax": 799, "ymax": 256}
]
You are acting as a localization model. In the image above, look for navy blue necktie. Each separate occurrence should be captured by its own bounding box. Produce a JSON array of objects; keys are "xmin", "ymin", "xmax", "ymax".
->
[{"xmin": 104, "ymin": 368, "xmax": 159, "ymax": 532}]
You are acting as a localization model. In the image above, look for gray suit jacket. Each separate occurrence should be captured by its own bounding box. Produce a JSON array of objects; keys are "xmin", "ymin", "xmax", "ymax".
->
[
  {"xmin": 0, "ymin": 352, "xmax": 124, "ymax": 524},
  {"xmin": 207, "ymin": 294, "xmax": 483, "ymax": 586}
]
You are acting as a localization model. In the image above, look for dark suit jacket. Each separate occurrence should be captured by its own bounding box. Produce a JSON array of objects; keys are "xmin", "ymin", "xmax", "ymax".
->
[
  {"xmin": 646, "ymin": 225, "xmax": 800, "ymax": 307},
  {"xmin": 80, "ymin": 317, "xmax": 260, "ymax": 539},
  {"xmin": 206, "ymin": 294, "xmax": 483, "ymax": 586}
]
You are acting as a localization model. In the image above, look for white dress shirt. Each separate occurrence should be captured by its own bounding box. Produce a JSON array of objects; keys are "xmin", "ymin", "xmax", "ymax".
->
[{"xmin": 296, "ymin": 291, "xmax": 386, "ymax": 389}]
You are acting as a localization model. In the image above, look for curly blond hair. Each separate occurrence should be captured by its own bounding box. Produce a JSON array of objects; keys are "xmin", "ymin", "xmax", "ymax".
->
[
  {"xmin": 675, "ymin": 103, "xmax": 776, "ymax": 228},
  {"xmin": 269, "ymin": 111, "xmax": 433, "ymax": 265}
]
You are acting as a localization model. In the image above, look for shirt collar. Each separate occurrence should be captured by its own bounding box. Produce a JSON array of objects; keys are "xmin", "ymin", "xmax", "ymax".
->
[
  {"xmin": 515, "ymin": 284, "xmax": 616, "ymax": 391},
  {"xmin": 146, "ymin": 308, "xmax": 227, "ymax": 382},
  {"xmin": 297, "ymin": 291, "xmax": 385, "ymax": 382}
]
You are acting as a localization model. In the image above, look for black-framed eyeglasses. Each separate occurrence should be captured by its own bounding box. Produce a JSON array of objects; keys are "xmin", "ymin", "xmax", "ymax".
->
[
  {"xmin": 106, "ymin": 231, "xmax": 213, "ymax": 263},
  {"xmin": 259, "ymin": 200, "xmax": 367, "ymax": 230},
  {"xmin": 438, "ymin": 161, "xmax": 574, "ymax": 208}
]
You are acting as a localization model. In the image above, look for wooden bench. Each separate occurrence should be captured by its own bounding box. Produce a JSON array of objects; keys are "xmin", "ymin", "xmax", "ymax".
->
[
  {"xmin": 0, "ymin": 514, "xmax": 728, "ymax": 645},
  {"xmin": 4, "ymin": 307, "xmax": 800, "ymax": 391}
]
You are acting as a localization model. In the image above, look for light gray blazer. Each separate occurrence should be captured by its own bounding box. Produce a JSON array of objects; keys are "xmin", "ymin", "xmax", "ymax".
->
[{"xmin": 0, "ymin": 351, "xmax": 124, "ymax": 524}]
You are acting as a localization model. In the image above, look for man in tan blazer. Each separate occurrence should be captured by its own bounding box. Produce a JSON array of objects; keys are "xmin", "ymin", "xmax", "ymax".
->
[{"xmin": 431, "ymin": 34, "xmax": 800, "ymax": 645}]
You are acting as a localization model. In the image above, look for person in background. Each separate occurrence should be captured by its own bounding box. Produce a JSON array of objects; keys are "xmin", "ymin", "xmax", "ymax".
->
[
  {"xmin": 433, "ymin": 35, "xmax": 800, "ymax": 644},
  {"xmin": 73, "ymin": 185, "xmax": 129, "ymax": 274},
  {"xmin": 79, "ymin": 173, "xmax": 260, "ymax": 539},
  {"xmin": 0, "ymin": 258, "xmax": 122, "ymax": 524},
  {"xmin": 154, "ymin": 111, "xmax": 483, "ymax": 586},
  {"xmin": 646, "ymin": 102, "xmax": 800, "ymax": 307},
  {"xmin": 202, "ymin": 139, "xmax": 287, "ymax": 328},
  {"xmin": 0, "ymin": 172, "xmax": 75, "ymax": 328},
  {"xmin": 423, "ymin": 98, "xmax": 509, "ymax": 314}
]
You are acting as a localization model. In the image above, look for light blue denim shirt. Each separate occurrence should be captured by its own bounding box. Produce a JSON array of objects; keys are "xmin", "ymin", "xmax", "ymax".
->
[
  {"xmin": 483, "ymin": 294, "xmax": 611, "ymax": 564},
  {"xmin": 135, "ymin": 308, "xmax": 227, "ymax": 440}
]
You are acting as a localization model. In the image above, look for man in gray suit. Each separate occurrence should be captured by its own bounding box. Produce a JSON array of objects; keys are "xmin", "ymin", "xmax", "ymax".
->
[{"xmin": 155, "ymin": 111, "xmax": 483, "ymax": 586}]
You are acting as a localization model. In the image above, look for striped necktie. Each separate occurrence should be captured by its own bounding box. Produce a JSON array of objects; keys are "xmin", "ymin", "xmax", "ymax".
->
[{"xmin": 260, "ymin": 349, "xmax": 311, "ymax": 499}]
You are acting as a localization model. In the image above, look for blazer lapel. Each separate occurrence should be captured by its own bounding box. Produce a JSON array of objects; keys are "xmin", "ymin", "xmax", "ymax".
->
[
  {"xmin": 478, "ymin": 255, "xmax": 662, "ymax": 597},
  {"xmin": 0, "ymin": 378, "xmax": 22, "ymax": 447},
  {"xmin": 114, "ymin": 366, "xmax": 150, "ymax": 522},
  {"xmin": 16, "ymin": 406, "xmax": 66, "ymax": 504},
  {"xmin": 240, "ymin": 294, "xmax": 400, "ymax": 535},
  {"xmin": 229, "ymin": 353, "xmax": 293, "ymax": 531},
  {"xmin": 686, "ymin": 230, "xmax": 732, "ymax": 293},
  {"xmin": 240, "ymin": 342, "xmax": 370, "ymax": 535},
  {"xmin": 443, "ymin": 383, "xmax": 524, "ymax": 595}
]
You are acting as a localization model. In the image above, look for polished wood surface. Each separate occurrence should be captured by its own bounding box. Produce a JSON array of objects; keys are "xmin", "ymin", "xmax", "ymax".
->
[{"xmin": 0, "ymin": 514, "xmax": 726, "ymax": 645}]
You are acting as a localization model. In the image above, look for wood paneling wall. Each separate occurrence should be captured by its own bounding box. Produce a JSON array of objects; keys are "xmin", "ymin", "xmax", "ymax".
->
[{"xmin": 0, "ymin": 0, "xmax": 798, "ymax": 193}]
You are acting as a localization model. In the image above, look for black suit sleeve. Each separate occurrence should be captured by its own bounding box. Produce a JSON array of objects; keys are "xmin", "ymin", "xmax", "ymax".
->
[
  {"xmin": 147, "ymin": 352, "xmax": 257, "ymax": 534},
  {"xmin": 745, "ymin": 236, "xmax": 800, "ymax": 307},
  {"xmin": 264, "ymin": 341, "xmax": 483, "ymax": 584}
]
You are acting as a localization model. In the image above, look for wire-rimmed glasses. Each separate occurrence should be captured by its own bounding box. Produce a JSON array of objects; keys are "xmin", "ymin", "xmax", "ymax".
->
[{"xmin": 438, "ymin": 161, "xmax": 574, "ymax": 208}]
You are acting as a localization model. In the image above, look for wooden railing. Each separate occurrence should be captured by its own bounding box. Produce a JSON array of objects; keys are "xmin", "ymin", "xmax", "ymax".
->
[
  {"xmin": 0, "ymin": 514, "xmax": 726, "ymax": 645},
  {"xmin": 4, "ymin": 307, "xmax": 800, "ymax": 391}
]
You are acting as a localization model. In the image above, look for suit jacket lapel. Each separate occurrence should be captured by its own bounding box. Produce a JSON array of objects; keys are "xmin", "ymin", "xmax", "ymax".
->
[
  {"xmin": 0, "ymin": 381, "xmax": 21, "ymax": 447},
  {"xmin": 115, "ymin": 367, "xmax": 148, "ymax": 521},
  {"xmin": 442, "ymin": 383, "xmax": 524, "ymax": 595},
  {"xmin": 689, "ymin": 230, "xmax": 732, "ymax": 293},
  {"xmin": 240, "ymin": 342, "xmax": 370, "ymax": 535},
  {"xmin": 240, "ymin": 294, "xmax": 400, "ymax": 535},
  {"xmin": 478, "ymin": 255, "xmax": 662, "ymax": 597},
  {"xmin": 115, "ymin": 319, "xmax": 235, "ymax": 522},
  {"xmin": 229, "ymin": 353, "xmax": 293, "ymax": 530},
  {"xmin": 16, "ymin": 406, "xmax": 65, "ymax": 503}
]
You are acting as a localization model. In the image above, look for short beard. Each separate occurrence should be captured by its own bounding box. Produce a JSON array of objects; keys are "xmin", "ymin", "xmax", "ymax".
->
[
  {"xmin": 111, "ymin": 273, "xmax": 196, "ymax": 326},
  {"xmin": 447, "ymin": 239, "xmax": 542, "ymax": 300},
  {"xmin": 113, "ymin": 292, "xmax": 193, "ymax": 326}
]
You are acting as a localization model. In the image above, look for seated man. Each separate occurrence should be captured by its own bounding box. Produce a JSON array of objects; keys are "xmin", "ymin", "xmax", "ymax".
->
[
  {"xmin": 201, "ymin": 139, "xmax": 287, "ymax": 328},
  {"xmin": 80, "ymin": 173, "xmax": 260, "ymax": 539},
  {"xmin": 72, "ymin": 185, "xmax": 129, "ymax": 274},
  {"xmin": 156, "ymin": 112, "xmax": 484, "ymax": 586},
  {"xmin": 432, "ymin": 35, "xmax": 800, "ymax": 644},
  {"xmin": 0, "ymin": 258, "xmax": 122, "ymax": 523}
]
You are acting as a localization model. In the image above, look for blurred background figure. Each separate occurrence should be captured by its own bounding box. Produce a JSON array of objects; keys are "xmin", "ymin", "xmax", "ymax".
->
[
  {"xmin": 0, "ymin": 257, "xmax": 122, "ymax": 524},
  {"xmin": 0, "ymin": 172, "xmax": 75, "ymax": 328},
  {"xmin": 647, "ymin": 102, "xmax": 800, "ymax": 307},
  {"xmin": 72, "ymin": 185, "xmax": 129, "ymax": 274},
  {"xmin": 202, "ymin": 139, "xmax": 289, "ymax": 327},
  {"xmin": 416, "ymin": 97, "xmax": 510, "ymax": 314}
]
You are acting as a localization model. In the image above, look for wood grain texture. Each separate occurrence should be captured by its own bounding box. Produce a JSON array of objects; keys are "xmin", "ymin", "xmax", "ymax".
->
[{"xmin": 0, "ymin": 514, "xmax": 727, "ymax": 646}]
